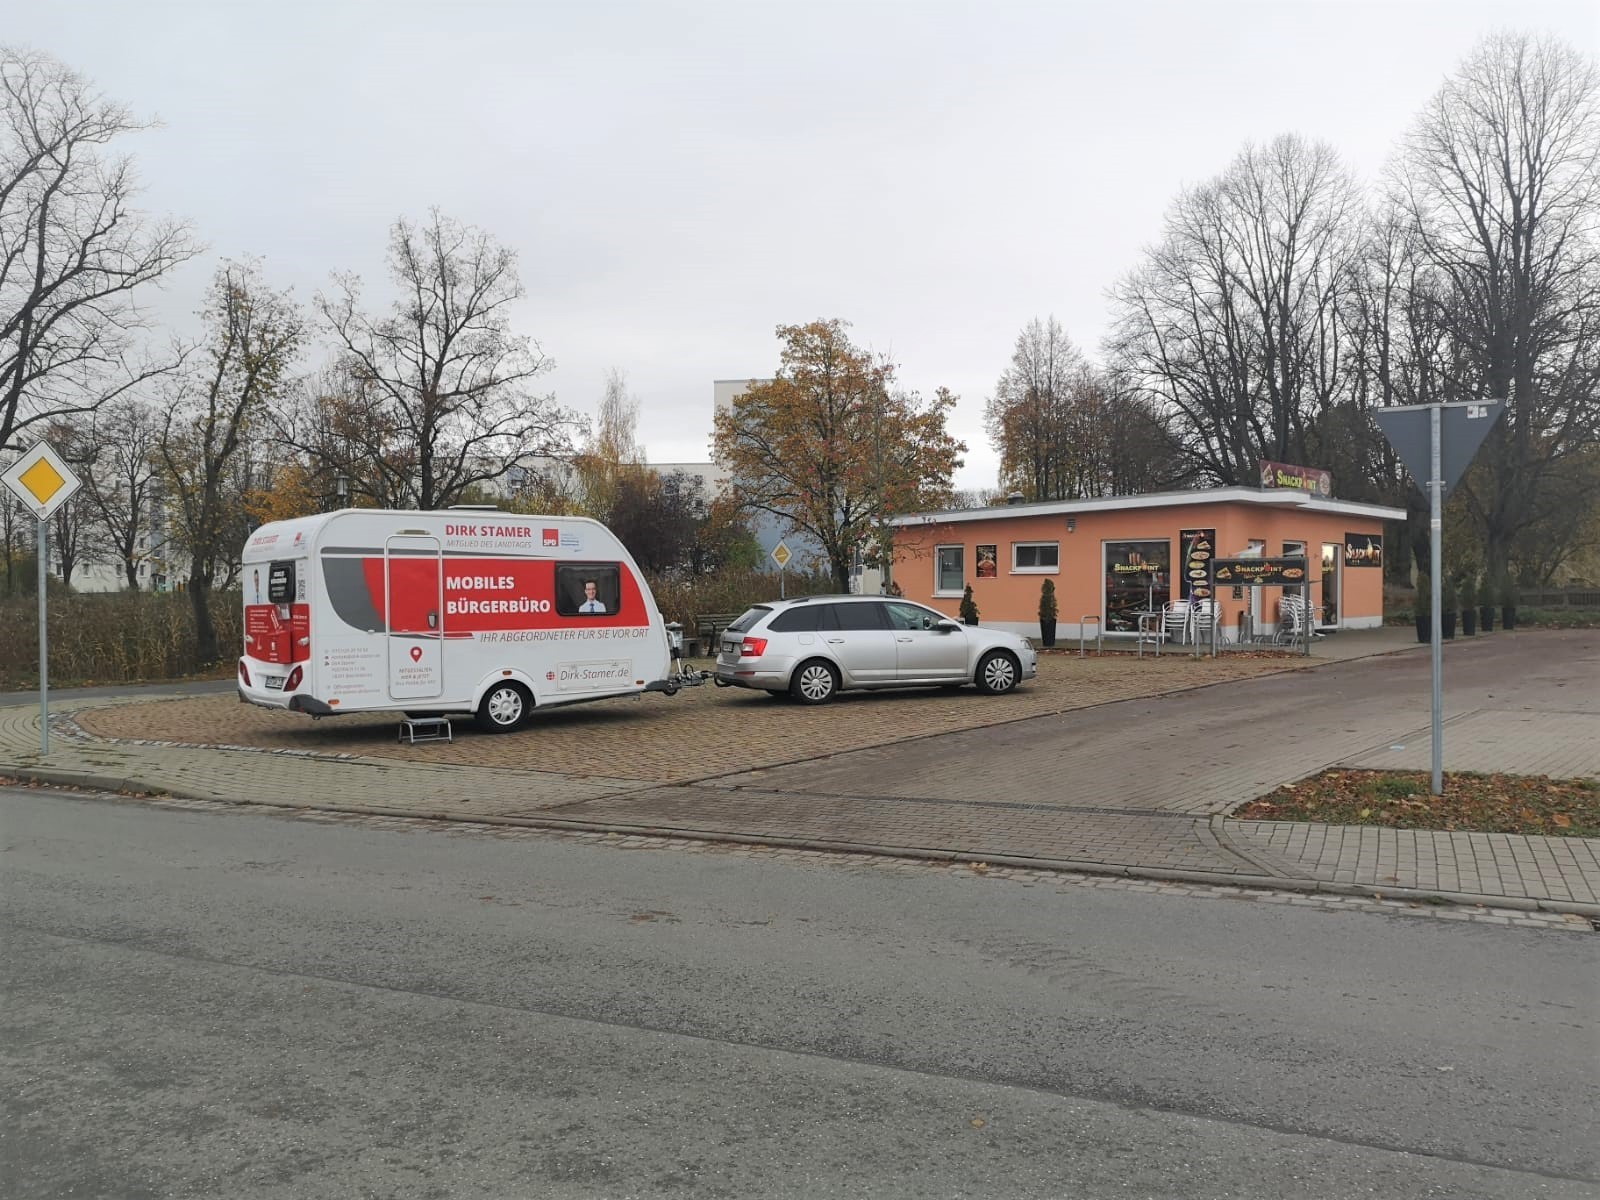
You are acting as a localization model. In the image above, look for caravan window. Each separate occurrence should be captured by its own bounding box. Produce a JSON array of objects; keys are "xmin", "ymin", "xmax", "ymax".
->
[
  {"xmin": 267, "ymin": 561, "xmax": 296, "ymax": 604},
  {"xmin": 556, "ymin": 564, "xmax": 621, "ymax": 617}
]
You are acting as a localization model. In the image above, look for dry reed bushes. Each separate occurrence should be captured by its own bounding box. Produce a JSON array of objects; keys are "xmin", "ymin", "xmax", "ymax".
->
[{"xmin": 0, "ymin": 591, "xmax": 242, "ymax": 688}]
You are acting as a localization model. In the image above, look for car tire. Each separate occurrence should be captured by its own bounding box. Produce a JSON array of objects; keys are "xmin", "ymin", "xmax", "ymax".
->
[
  {"xmin": 975, "ymin": 650, "xmax": 1020, "ymax": 695},
  {"xmin": 789, "ymin": 659, "xmax": 839, "ymax": 705},
  {"xmin": 475, "ymin": 681, "xmax": 530, "ymax": 733}
]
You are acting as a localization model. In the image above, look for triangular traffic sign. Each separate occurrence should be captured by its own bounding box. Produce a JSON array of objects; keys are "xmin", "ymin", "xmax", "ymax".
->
[{"xmin": 1373, "ymin": 401, "xmax": 1504, "ymax": 498}]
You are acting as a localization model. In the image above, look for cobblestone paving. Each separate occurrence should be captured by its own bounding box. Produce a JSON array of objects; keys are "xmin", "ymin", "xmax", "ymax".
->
[
  {"xmin": 548, "ymin": 784, "xmax": 1249, "ymax": 872},
  {"xmin": 72, "ymin": 652, "xmax": 1317, "ymax": 781},
  {"xmin": 1340, "ymin": 710, "xmax": 1600, "ymax": 778},
  {"xmin": 6, "ymin": 630, "xmax": 1597, "ymax": 916},
  {"xmin": 20, "ymin": 787, "xmax": 1591, "ymax": 934},
  {"xmin": 1229, "ymin": 821, "xmax": 1600, "ymax": 906}
]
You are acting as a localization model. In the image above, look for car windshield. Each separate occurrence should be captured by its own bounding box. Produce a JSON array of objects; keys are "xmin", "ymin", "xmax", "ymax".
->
[{"xmin": 726, "ymin": 606, "xmax": 771, "ymax": 634}]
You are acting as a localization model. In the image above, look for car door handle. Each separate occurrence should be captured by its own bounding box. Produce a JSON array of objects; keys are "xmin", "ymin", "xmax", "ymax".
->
[
  {"xmin": 896, "ymin": 636, "xmax": 913, "ymax": 642},
  {"xmin": 826, "ymin": 638, "xmax": 845, "ymax": 644}
]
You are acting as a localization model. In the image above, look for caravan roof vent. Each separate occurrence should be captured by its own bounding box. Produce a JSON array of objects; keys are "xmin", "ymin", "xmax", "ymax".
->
[{"xmin": 446, "ymin": 504, "xmax": 501, "ymax": 511}]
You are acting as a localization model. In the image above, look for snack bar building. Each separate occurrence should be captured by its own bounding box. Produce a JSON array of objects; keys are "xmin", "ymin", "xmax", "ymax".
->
[{"xmin": 888, "ymin": 487, "xmax": 1404, "ymax": 642}]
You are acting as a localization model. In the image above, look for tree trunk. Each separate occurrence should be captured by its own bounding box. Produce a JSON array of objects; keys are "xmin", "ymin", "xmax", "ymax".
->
[{"xmin": 190, "ymin": 577, "xmax": 218, "ymax": 664}]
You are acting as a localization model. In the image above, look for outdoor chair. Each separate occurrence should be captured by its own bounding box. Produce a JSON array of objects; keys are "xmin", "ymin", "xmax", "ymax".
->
[
  {"xmin": 1161, "ymin": 599, "xmax": 1192, "ymax": 645},
  {"xmin": 1276, "ymin": 595, "xmax": 1319, "ymax": 646},
  {"xmin": 1189, "ymin": 599, "xmax": 1218, "ymax": 647}
]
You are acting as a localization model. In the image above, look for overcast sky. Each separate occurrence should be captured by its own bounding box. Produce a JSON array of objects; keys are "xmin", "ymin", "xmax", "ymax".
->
[{"xmin": 11, "ymin": 0, "xmax": 1599, "ymax": 488}]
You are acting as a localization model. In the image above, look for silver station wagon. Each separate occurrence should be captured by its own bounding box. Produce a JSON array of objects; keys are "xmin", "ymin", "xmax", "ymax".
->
[{"xmin": 714, "ymin": 595, "xmax": 1038, "ymax": 704}]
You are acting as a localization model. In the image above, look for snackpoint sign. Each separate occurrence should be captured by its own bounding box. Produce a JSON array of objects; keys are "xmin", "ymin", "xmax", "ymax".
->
[{"xmin": 2, "ymin": 440, "xmax": 82, "ymax": 520}]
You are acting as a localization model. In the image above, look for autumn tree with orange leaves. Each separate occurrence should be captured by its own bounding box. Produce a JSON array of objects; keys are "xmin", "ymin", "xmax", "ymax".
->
[{"xmin": 714, "ymin": 320, "xmax": 965, "ymax": 591}]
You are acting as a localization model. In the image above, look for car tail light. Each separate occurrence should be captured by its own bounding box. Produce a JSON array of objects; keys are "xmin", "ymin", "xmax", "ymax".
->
[
  {"xmin": 285, "ymin": 665, "xmax": 303, "ymax": 692},
  {"xmin": 740, "ymin": 636, "xmax": 768, "ymax": 658},
  {"xmin": 238, "ymin": 659, "xmax": 251, "ymax": 686}
]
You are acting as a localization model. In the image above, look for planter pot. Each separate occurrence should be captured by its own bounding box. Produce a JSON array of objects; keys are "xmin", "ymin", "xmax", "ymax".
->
[
  {"xmin": 1462, "ymin": 609, "xmax": 1477, "ymax": 636},
  {"xmin": 1415, "ymin": 614, "xmax": 1431, "ymax": 643},
  {"xmin": 1442, "ymin": 611, "xmax": 1457, "ymax": 639},
  {"xmin": 1502, "ymin": 606, "xmax": 1517, "ymax": 631},
  {"xmin": 1479, "ymin": 605, "xmax": 1495, "ymax": 633},
  {"xmin": 1039, "ymin": 619, "xmax": 1057, "ymax": 648},
  {"xmin": 963, "ymin": 616, "xmax": 978, "ymax": 626}
]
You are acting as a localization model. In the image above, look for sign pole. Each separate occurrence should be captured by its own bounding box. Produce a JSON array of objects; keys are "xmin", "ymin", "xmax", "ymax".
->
[
  {"xmin": 1429, "ymin": 404, "xmax": 1443, "ymax": 796},
  {"xmin": 38, "ymin": 517, "xmax": 49, "ymax": 757}
]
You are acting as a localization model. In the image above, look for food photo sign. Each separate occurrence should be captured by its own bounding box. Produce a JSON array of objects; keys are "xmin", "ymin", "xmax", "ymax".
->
[{"xmin": 1180, "ymin": 528, "xmax": 1216, "ymax": 602}]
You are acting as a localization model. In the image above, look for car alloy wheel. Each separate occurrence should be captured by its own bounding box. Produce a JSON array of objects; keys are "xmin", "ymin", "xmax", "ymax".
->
[
  {"xmin": 790, "ymin": 659, "xmax": 839, "ymax": 704},
  {"xmin": 476, "ymin": 682, "xmax": 529, "ymax": 732},
  {"xmin": 976, "ymin": 650, "xmax": 1019, "ymax": 695}
]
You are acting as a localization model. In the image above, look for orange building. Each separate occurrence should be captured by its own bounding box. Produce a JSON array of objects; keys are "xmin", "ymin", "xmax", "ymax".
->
[{"xmin": 889, "ymin": 487, "xmax": 1404, "ymax": 643}]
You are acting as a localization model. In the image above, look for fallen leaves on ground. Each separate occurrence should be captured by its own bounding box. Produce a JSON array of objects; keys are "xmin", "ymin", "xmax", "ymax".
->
[{"xmin": 1235, "ymin": 770, "xmax": 1600, "ymax": 837}]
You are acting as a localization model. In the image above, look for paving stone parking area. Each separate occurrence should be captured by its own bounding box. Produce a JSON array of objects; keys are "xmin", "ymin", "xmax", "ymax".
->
[
  {"xmin": 5, "ymin": 628, "xmax": 1599, "ymax": 919},
  {"xmin": 72, "ymin": 649, "xmax": 1319, "ymax": 782}
]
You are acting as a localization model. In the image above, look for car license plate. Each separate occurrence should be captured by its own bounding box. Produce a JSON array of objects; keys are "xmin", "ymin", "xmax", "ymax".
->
[{"xmin": 262, "ymin": 676, "xmax": 286, "ymax": 690}]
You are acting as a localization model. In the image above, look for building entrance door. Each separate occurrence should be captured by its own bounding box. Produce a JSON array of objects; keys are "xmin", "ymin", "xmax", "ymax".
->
[{"xmin": 1321, "ymin": 543, "xmax": 1342, "ymax": 627}]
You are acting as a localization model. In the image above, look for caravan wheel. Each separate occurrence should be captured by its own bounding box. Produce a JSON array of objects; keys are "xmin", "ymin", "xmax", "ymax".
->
[{"xmin": 475, "ymin": 682, "xmax": 530, "ymax": 733}]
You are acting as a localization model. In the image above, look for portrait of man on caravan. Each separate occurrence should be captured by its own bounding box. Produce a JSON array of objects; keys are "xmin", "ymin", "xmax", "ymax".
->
[{"xmin": 556, "ymin": 564, "xmax": 620, "ymax": 617}]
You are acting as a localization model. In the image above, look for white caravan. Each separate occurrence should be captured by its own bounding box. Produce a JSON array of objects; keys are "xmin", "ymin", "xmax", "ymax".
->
[{"xmin": 238, "ymin": 509, "xmax": 674, "ymax": 731}]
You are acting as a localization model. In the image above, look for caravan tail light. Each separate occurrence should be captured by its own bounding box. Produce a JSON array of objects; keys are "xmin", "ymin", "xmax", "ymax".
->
[
  {"xmin": 238, "ymin": 660, "xmax": 251, "ymax": 687},
  {"xmin": 739, "ymin": 637, "xmax": 768, "ymax": 658},
  {"xmin": 285, "ymin": 666, "xmax": 304, "ymax": 692}
]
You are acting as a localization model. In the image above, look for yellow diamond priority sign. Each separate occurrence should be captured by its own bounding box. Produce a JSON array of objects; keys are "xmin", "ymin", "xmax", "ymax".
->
[
  {"xmin": 2, "ymin": 439, "xmax": 82, "ymax": 520},
  {"xmin": 771, "ymin": 540, "xmax": 792, "ymax": 569}
]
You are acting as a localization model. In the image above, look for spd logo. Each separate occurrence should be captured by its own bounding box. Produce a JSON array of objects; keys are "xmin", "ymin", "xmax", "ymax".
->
[{"xmin": 542, "ymin": 528, "xmax": 559, "ymax": 547}]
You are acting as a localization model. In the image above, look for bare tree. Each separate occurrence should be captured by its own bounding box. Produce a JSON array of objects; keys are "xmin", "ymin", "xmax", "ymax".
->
[
  {"xmin": 984, "ymin": 317, "xmax": 1083, "ymax": 500},
  {"xmin": 1394, "ymin": 32, "xmax": 1600, "ymax": 581},
  {"xmin": 78, "ymin": 396, "xmax": 163, "ymax": 589},
  {"xmin": 159, "ymin": 262, "xmax": 304, "ymax": 663},
  {"xmin": 1109, "ymin": 134, "xmax": 1364, "ymax": 485},
  {"xmin": 316, "ymin": 210, "xmax": 577, "ymax": 510},
  {"xmin": 0, "ymin": 48, "xmax": 196, "ymax": 453}
]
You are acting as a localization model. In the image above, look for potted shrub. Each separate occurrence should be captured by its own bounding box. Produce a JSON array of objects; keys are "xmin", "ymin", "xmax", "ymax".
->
[
  {"xmin": 1478, "ymin": 573, "xmax": 1495, "ymax": 633},
  {"xmin": 1038, "ymin": 578, "xmax": 1058, "ymax": 648},
  {"xmin": 1441, "ymin": 574, "xmax": 1458, "ymax": 639},
  {"xmin": 1500, "ymin": 574, "xmax": 1519, "ymax": 631},
  {"xmin": 1459, "ymin": 573, "xmax": 1477, "ymax": 636},
  {"xmin": 1413, "ymin": 571, "xmax": 1431, "ymax": 643},
  {"xmin": 959, "ymin": 584, "xmax": 979, "ymax": 626}
]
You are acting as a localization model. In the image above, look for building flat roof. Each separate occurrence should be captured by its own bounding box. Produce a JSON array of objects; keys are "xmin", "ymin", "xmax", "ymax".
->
[{"xmin": 890, "ymin": 486, "xmax": 1407, "ymax": 526}]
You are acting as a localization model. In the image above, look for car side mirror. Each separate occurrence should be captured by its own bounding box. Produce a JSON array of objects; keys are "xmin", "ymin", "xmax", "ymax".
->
[{"xmin": 935, "ymin": 620, "xmax": 961, "ymax": 633}]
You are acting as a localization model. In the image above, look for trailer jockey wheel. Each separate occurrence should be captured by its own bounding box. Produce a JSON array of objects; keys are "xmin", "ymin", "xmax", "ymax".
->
[{"xmin": 476, "ymin": 681, "xmax": 530, "ymax": 733}]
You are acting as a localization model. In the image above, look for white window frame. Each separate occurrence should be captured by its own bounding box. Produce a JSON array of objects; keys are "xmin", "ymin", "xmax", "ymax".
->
[
  {"xmin": 1011, "ymin": 541, "xmax": 1060, "ymax": 574},
  {"xmin": 934, "ymin": 544, "xmax": 965, "ymax": 596}
]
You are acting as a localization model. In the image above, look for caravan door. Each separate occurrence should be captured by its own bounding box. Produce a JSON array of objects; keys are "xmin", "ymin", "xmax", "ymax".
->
[{"xmin": 385, "ymin": 534, "xmax": 445, "ymax": 700}]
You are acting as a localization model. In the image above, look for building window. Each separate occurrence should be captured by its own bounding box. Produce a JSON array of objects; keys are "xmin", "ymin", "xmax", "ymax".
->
[
  {"xmin": 1103, "ymin": 540, "xmax": 1171, "ymax": 632},
  {"xmin": 1012, "ymin": 542, "xmax": 1059, "ymax": 573},
  {"xmin": 935, "ymin": 545, "xmax": 964, "ymax": 595}
]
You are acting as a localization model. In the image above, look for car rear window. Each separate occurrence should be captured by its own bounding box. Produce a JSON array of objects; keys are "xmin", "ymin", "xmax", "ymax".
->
[{"xmin": 727, "ymin": 607, "xmax": 771, "ymax": 634}]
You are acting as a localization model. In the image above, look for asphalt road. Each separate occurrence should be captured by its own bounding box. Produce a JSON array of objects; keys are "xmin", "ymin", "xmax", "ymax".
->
[{"xmin": 3, "ymin": 788, "xmax": 1596, "ymax": 1199}]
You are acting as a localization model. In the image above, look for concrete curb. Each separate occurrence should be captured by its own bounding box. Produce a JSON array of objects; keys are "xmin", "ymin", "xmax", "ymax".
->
[{"xmin": 9, "ymin": 764, "xmax": 1597, "ymax": 923}]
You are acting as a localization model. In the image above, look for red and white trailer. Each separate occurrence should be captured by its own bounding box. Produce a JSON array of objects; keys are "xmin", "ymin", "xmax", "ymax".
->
[{"xmin": 238, "ymin": 509, "xmax": 675, "ymax": 731}]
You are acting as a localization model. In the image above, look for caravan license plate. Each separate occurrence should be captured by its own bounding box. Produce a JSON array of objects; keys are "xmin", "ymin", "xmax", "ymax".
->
[{"xmin": 262, "ymin": 676, "xmax": 286, "ymax": 690}]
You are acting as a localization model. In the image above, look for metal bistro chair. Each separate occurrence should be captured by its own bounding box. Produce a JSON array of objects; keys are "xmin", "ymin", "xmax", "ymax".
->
[
  {"xmin": 1189, "ymin": 598, "xmax": 1218, "ymax": 649},
  {"xmin": 1162, "ymin": 599, "xmax": 1193, "ymax": 646},
  {"xmin": 1276, "ymin": 595, "xmax": 1312, "ymax": 648}
]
